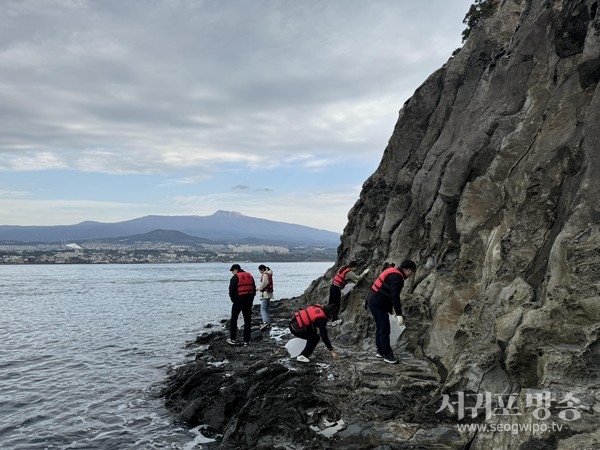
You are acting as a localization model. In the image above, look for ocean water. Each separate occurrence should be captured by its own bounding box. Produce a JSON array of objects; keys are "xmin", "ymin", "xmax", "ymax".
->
[{"xmin": 0, "ymin": 262, "xmax": 332, "ymax": 450}]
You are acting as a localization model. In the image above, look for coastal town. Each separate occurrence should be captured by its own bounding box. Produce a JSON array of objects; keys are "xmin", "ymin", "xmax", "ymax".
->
[{"xmin": 0, "ymin": 241, "xmax": 336, "ymax": 264}]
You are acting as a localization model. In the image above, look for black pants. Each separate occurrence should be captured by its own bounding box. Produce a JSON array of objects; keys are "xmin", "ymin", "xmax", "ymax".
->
[
  {"xmin": 290, "ymin": 326, "xmax": 321, "ymax": 357},
  {"xmin": 230, "ymin": 297, "xmax": 253, "ymax": 343},
  {"xmin": 368, "ymin": 298, "xmax": 393, "ymax": 357},
  {"xmin": 328, "ymin": 284, "xmax": 342, "ymax": 320}
]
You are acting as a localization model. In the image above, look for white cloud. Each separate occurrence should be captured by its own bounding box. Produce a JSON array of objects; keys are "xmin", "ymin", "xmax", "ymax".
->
[
  {"xmin": 0, "ymin": 152, "xmax": 68, "ymax": 171},
  {"xmin": 0, "ymin": 198, "xmax": 152, "ymax": 226},
  {"xmin": 0, "ymin": 0, "xmax": 473, "ymax": 231}
]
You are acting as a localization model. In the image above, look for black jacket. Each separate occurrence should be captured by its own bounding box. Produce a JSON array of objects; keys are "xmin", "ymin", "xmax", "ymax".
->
[{"xmin": 367, "ymin": 272, "xmax": 405, "ymax": 315}]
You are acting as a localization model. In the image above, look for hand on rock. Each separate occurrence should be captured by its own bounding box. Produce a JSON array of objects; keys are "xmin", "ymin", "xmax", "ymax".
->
[{"xmin": 331, "ymin": 350, "xmax": 339, "ymax": 359}]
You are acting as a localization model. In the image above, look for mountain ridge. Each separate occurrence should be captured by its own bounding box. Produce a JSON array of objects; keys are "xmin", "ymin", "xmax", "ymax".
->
[
  {"xmin": 99, "ymin": 229, "xmax": 214, "ymax": 245},
  {"xmin": 0, "ymin": 210, "xmax": 340, "ymax": 247}
]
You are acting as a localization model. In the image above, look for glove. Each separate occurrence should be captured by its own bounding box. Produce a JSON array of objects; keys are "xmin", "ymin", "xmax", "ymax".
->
[
  {"xmin": 396, "ymin": 315, "xmax": 404, "ymax": 326},
  {"xmin": 361, "ymin": 268, "xmax": 370, "ymax": 277}
]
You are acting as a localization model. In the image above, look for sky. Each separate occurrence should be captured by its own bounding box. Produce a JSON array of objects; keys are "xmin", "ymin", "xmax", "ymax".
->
[{"xmin": 0, "ymin": 0, "xmax": 474, "ymax": 233}]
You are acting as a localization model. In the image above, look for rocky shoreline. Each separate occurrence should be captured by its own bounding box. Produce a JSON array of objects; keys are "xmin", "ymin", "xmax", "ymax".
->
[
  {"xmin": 159, "ymin": 0, "xmax": 600, "ymax": 447},
  {"xmin": 160, "ymin": 297, "xmax": 472, "ymax": 449}
]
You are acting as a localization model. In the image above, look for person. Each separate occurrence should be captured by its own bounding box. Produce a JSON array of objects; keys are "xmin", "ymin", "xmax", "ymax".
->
[
  {"xmin": 257, "ymin": 264, "xmax": 274, "ymax": 331},
  {"xmin": 366, "ymin": 259, "xmax": 416, "ymax": 364},
  {"xmin": 328, "ymin": 261, "xmax": 367, "ymax": 326},
  {"xmin": 288, "ymin": 303, "xmax": 339, "ymax": 363},
  {"xmin": 227, "ymin": 264, "xmax": 256, "ymax": 346}
]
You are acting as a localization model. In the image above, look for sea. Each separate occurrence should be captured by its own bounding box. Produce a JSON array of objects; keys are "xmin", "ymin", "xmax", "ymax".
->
[{"xmin": 0, "ymin": 262, "xmax": 332, "ymax": 450}]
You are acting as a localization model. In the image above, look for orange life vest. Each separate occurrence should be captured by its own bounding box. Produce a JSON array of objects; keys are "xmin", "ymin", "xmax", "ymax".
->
[
  {"xmin": 332, "ymin": 267, "xmax": 352, "ymax": 288},
  {"xmin": 294, "ymin": 304, "xmax": 327, "ymax": 328},
  {"xmin": 264, "ymin": 272, "xmax": 274, "ymax": 292},
  {"xmin": 236, "ymin": 271, "xmax": 255, "ymax": 296},
  {"xmin": 371, "ymin": 267, "xmax": 404, "ymax": 294}
]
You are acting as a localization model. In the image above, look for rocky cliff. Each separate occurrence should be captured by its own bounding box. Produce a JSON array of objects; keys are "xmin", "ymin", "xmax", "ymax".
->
[
  {"xmin": 307, "ymin": 0, "xmax": 600, "ymax": 447},
  {"xmin": 162, "ymin": 1, "xmax": 599, "ymax": 448}
]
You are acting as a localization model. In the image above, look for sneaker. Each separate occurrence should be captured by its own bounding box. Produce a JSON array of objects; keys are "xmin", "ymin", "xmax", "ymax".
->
[
  {"xmin": 259, "ymin": 323, "xmax": 270, "ymax": 331},
  {"xmin": 226, "ymin": 338, "xmax": 239, "ymax": 346},
  {"xmin": 296, "ymin": 355, "xmax": 310, "ymax": 363},
  {"xmin": 243, "ymin": 342, "xmax": 249, "ymax": 347},
  {"xmin": 383, "ymin": 354, "xmax": 399, "ymax": 364},
  {"xmin": 375, "ymin": 352, "xmax": 383, "ymax": 358}
]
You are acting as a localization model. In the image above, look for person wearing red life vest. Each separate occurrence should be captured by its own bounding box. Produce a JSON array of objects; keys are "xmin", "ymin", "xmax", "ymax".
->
[
  {"xmin": 227, "ymin": 264, "xmax": 256, "ymax": 346},
  {"xmin": 366, "ymin": 259, "xmax": 416, "ymax": 364},
  {"xmin": 288, "ymin": 304, "xmax": 339, "ymax": 363},
  {"xmin": 257, "ymin": 264, "xmax": 274, "ymax": 331},
  {"xmin": 327, "ymin": 261, "xmax": 363, "ymax": 325}
]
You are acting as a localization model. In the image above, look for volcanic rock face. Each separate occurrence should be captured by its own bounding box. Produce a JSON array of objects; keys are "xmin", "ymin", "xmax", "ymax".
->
[
  {"xmin": 306, "ymin": 0, "xmax": 600, "ymax": 447},
  {"xmin": 163, "ymin": 0, "xmax": 600, "ymax": 448}
]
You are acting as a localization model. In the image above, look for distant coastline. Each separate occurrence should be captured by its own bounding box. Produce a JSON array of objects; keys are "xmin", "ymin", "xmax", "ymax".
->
[
  {"xmin": 0, "ymin": 246, "xmax": 336, "ymax": 264},
  {"xmin": 0, "ymin": 212, "xmax": 340, "ymax": 264}
]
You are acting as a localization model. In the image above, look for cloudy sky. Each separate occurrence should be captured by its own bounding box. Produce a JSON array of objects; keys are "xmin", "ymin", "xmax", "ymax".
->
[{"xmin": 1, "ymin": 0, "xmax": 473, "ymax": 233}]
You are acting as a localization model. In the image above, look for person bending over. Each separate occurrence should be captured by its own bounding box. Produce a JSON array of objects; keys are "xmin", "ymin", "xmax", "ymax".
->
[
  {"xmin": 328, "ymin": 261, "xmax": 368, "ymax": 325},
  {"xmin": 366, "ymin": 259, "xmax": 416, "ymax": 364},
  {"xmin": 289, "ymin": 303, "xmax": 339, "ymax": 363}
]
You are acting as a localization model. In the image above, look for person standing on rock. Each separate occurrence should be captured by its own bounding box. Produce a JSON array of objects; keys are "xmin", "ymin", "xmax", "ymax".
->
[
  {"xmin": 289, "ymin": 304, "xmax": 339, "ymax": 363},
  {"xmin": 257, "ymin": 264, "xmax": 274, "ymax": 331},
  {"xmin": 366, "ymin": 259, "xmax": 416, "ymax": 364},
  {"xmin": 227, "ymin": 264, "xmax": 256, "ymax": 346},
  {"xmin": 328, "ymin": 261, "xmax": 368, "ymax": 326}
]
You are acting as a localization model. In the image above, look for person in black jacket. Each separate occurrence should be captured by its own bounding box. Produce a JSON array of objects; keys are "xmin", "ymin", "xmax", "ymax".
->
[
  {"xmin": 366, "ymin": 259, "xmax": 416, "ymax": 364},
  {"xmin": 289, "ymin": 304, "xmax": 339, "ymax": 363},
  {"xmin": 227, "ymin": 264, "xmax": 256, "ymax": 346}
]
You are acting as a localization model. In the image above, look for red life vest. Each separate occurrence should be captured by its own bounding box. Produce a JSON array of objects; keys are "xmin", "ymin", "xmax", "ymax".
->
[
  {"xmin": 236, "ymin": 271, "xmax": 255, "ymax": 296},
  {"xmin": 332, "ymin": 267, "xmax": 352, "ymax": 288},
  {"xmin": 371, "ymin": 267, "xmax": 404, "ymax": 293},
  {"xmin": 264, "ymin": 272, "xmax": 274, "ymax": 292},
  {"xmin": 294, "ymin": 304, "xmax": 327, "ymax": 328}
]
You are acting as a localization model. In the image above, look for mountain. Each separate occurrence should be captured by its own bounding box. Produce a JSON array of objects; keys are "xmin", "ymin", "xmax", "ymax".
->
[
  {"xmin": 0, "ymin": 210, "xmax": 340, "ymax": 247},
  {"xmin": 96, "ymin": 229, "xmax": 214, "ymax": 245}
]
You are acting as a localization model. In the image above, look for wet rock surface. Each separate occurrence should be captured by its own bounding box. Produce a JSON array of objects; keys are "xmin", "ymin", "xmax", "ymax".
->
[{"xmin": 160, "ymin": 298, "xmax": 468, "ymax": 449}]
